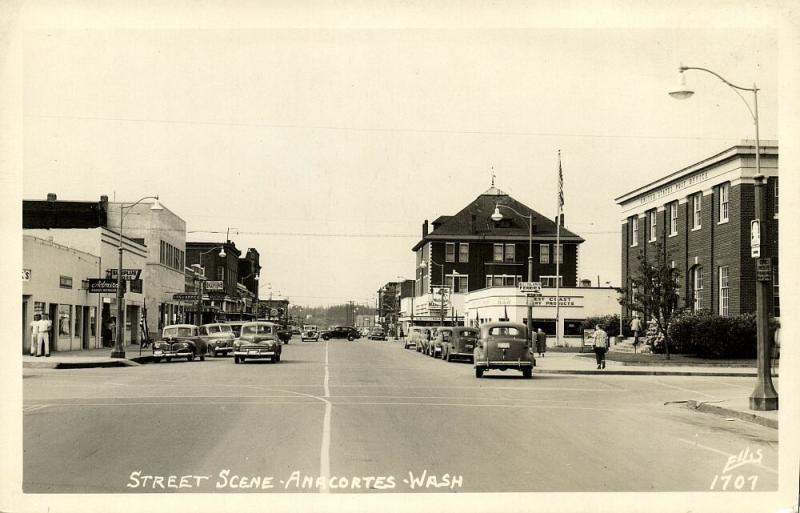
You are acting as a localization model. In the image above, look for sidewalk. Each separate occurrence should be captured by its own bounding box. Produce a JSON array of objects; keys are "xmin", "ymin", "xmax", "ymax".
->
[{"xmin": 22, "ymin": 344, "xmax": 152, "ymax": 369}]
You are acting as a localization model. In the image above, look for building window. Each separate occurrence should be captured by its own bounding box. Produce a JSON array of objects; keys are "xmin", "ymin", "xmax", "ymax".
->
[
  {"xmin": 486, "ymin": 274, "xmax": 520, "ymax": 288},
  {"xmin": 504, "ymin": 244, "xmax": 515, "ymax": 263},
  {"xmin": 59, "ymin": 275, "xmax": 73, "ymax": 289},
  {"xmin": 160, "ymin": 240, "xmax": 165, "ymax": 265},
  {"xmin": 630, "ymin": 217, "xmax": 638, "ymax": 247},
  {"xmin": 692, "ymin": 194, "xmax": 702, "ymax": 230},
  {"xmin": 693, "ymin": 266, "xmax": 703, "ymax": 312},
  {"xmin": 669, "ymin": 202, "xmax": 678, "ymax": 236},
  {"xmin": 773, "ymin": 264, "xmax": 780, "ymax": 317},
  {"xmin": 540, "ymin": 276, "xmax": 563, "ymax": 288},
  {"xmin": 774, "ymin": 178, "xmax": 779, "ymax": 216},
  {"xmin": 719, "ymin": 182, "xmax": 730, "ymax": 223},
  {"xmin": 719, "ymin": 266, "xmax": 729, "ymax": 317},
  {"xmin": 445, "ymin": 243, "xmax": 455, "ymax": 262},
  {"xmin": 217, "ymin": 267, "xmax": 224, "ymax": 281},
  {"xmin": 540, "ymin": 244, "xmax": 550, "ymax": 264},
  {"xmin": 554, "ymin": 244, "xmax": 563, "ymax": 264},
  {"xmin": 58, "ymin": 304, "xmax": 71, "ymax": 337},
  {"xmin": 459, "ymin": 243, "xmax": 469, "ymax": 263},
  {"xmin": 493, "ymin": 244, "xmax": 504, "ymax": 262},
  {"xmin": 649, "ymin": 210, "xmax": 657, "ymax": 242}
]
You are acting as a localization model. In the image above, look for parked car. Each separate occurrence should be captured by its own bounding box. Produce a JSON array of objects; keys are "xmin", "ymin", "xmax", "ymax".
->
[
  {"xmin": 153, "ymin": 324, "xmax": 207, "ymax": 362},
  {"xmin": 233, "ymin": 321, "xmax": 282, "ymax": 364},
  {"xmin": 441, "ymin": 327, "xmax": 479, "ymax": 362},
  {"xmin": 301, "ymin": 325, "xmax": 319, "ymax": 342},
  {"xmin": 428, "ymin": 327, "xmax": 452, "ymax": 357},
  {"xmin": 415, "ymin": 327, "xmax": 434, "ymax": 353},
  {"xmin": 199, "ymin": 323, "xmax": 235, "ymax": 357},
  {"xmin": 320, "ymin": 325, "xmax": 360, "ymax": 341},
  {"xmin": 225, "ymin": 321, "xmax": 246, "ymax": 338},
  {"xmin": 368, "ymin": 326, "xmax": 387, "ymax": 341},
  {"xmin": 360, "ymin": 327, "xmax": 371, "ymax": 337},
  {"xmin": 473, "ymin": 322, "xmax": 534, "ymax": 378}
]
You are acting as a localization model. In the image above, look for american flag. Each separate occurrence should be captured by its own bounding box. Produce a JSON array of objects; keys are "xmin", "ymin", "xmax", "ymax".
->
[{"xmin": 558, "ymin": 150, "xmax": 564, "ymax": 209}]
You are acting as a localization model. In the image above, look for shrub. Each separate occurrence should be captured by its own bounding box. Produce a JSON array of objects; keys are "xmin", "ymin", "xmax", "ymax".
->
[
  {"xmin": 583, "ymin": 314, "xmax": 631, "ymax": 338},
  {"xmin": 667, "ymin": 310, "xmax": 756, "ymax": 359}
]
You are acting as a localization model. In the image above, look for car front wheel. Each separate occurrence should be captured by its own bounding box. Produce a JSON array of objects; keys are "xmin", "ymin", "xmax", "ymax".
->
[
  {"xmin": 522, "ymin": 367, "xmax": 532, "ymax": 379},
  {"xmin": 234, "ymin": 355, "xmax": 240, "ymax": 364},
  {"xmin": 475, "ymin": 367, "xmax": 484, "ymax": 378},
  {"xmin": 187, "ymin": 352, "xmax": 195, "ymax": 362}
]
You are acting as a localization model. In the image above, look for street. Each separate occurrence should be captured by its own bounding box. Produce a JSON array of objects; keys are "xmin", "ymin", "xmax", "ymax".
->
[{"xmin": 23, "ymin": 338, "xmax": 778, "ymax": 493}]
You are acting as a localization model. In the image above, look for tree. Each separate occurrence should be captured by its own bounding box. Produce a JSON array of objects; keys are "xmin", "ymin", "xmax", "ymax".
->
[{"xmin": 618, "ymin": 243, "xmax": 680, "ymax": 359}]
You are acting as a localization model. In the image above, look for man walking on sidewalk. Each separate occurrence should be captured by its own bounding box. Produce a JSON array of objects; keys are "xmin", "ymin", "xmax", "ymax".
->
[{"xmin": 592, "ymin": 325, "xmax": 609, "ymax": 369}]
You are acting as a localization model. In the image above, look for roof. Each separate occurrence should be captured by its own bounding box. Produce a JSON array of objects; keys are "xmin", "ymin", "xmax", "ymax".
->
[
  {"xmin": 413, "ymin": 188, "xmax": 583, "ymax": 251},
  {"xmin": 615, "ymin": 140, "xmax": 779, "ymax": 205}
]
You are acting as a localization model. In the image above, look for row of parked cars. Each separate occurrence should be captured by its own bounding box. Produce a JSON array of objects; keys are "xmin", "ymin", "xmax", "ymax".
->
[
  {"xmin": 299, "ymin": 324, "xmax": 387, "ymax": 342},
  {"xmin": 403, "ymin": 322, "xmax": 535, "ymax": 379},
  {"xmin": 152, "ymin": 321, "xmax": 284, "ymax": 364}
]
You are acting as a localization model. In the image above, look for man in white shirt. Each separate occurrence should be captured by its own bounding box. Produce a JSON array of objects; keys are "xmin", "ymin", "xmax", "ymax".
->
[
  {"xmin": 29, "ymin": 314, "xmax": 40, "ymax": 356},
  {"xmin": 36, "ymin": 313, "xmax": 52, "ymax": 357},
  {"xmin": 592, "ymin": 325, "xmax": 609, "ymax": 369}
]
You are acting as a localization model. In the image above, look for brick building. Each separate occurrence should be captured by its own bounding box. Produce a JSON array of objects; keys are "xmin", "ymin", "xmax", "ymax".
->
[{"xmin": 615, "ymin": 141, "xmax": 779, "ymax": 319}]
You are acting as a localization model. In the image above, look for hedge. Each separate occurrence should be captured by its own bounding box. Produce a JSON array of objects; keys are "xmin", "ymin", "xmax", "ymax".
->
[{"xmin": 667, "ymin": 310, "xmax": 757, "ymax": 359}]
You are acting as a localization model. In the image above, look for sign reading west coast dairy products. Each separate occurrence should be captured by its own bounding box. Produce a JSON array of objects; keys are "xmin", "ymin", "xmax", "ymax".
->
[{"xmin": 526, "ymin": 295, "xmax": 581, "ymax": 307}]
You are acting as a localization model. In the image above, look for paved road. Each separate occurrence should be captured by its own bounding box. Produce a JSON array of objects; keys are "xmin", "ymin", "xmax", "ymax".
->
[{"xmin": 23, "ymin": 338, "xmax": 779, "ymax": 493}]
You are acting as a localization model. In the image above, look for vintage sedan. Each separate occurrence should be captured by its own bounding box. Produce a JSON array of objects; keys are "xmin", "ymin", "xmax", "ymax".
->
[
  {"xmin": 233, "ymin": 321, "xmax": 282, "ymax": 364},
  {"xmin": 428, "ymin": 328, "xmax": 450, "ymax": 357},
  {"xmin": 320, "ymin": 325, "xmax": 360, "ymax": 341},
  {"xmin": 301, "ymin": 325, "xmax": 319, "ymax": 342},
  {"xmin": 368, "ymin": 326, "xmax": 387, "ymax": 341},
  {"xmin": 152, "ymin": 324, "xmax": 207, "ymax": 362},
  {"xmin": 415, "ymin": 327, "xmax": 434, "ymax": 354},
  {"xmin": 473, "ymin": 322, "xmax": 535, "ymax": 378},
  {"xmin": 441, "ymin": 327, "xmax": 479, "ymax": 362},
  {"xmin": 199, "ymin": 323, "xmax": 235, "ymax": 357},
  {"xmin": 225, "ymin": 321, "xmax": 246, "ymax": 338}
]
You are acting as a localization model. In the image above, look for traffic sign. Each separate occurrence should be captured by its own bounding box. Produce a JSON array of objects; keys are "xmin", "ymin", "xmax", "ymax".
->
[
  {"xmin": 519, "ymin": 282, "xmax": 542, "ymax": 294},
  {"xmin": 756, "ymin": 258, "xmax": 772, "ymax": 282},
  {"xmin": 750, "ymin": 220, "xmax": 761, "ymax": 258},
  {"xmin": 106, "ymin": 268, "xmax": 142, "ymax": 280},
  {"xmin": 88, "ymin": 279, "xmax": 118, "ymax": 293}
]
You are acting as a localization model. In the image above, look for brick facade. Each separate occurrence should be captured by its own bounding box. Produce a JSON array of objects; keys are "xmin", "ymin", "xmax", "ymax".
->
[{"xmin": 616, "ymin": 141, "xmax": 779, "ymax": 319}]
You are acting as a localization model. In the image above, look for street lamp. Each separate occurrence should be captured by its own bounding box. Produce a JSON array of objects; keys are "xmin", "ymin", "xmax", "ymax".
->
[
  {"xmin": 670, "ymin": 64, "xmax": 777, "ymax": 411},
  {"xmin": 491, "ymin": 203, "xmax": 535, "ymax": 345},
  {"xmin": 419, "ymin": 260, "xmax": 456, "ymax": 327},
  {"xmin": 111, "ymin": 196, "xmax": 162, "ymax": 359}
]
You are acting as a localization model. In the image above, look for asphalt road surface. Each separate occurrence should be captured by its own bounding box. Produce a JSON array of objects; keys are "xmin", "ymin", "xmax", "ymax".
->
[{"xmin": 23, "ymin": 338, "xmax": 779, "ymax": 493}]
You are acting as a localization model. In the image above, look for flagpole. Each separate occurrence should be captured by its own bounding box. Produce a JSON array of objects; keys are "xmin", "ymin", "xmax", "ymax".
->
[{"xmin": 555, "ymin": 150, "xmax": 562, "ymax": 347}]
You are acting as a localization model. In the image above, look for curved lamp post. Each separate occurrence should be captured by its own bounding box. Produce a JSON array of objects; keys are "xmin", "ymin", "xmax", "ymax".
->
[
  {"xmin": 670, "ymin": 64, "xmax": 777, "ymax": 411},
  {"xmin": 491, "ymin": 203, "xmax": 536, "ymax": 345},
  {"xmin": 111, "ymin": 196, "xmax": 162, "ymax": 358}
]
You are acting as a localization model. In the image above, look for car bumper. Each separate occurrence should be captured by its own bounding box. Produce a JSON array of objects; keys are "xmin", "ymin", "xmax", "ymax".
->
[
  {"xmin": 234, "ymin": 349, "xmax": 276, "ymax": 358},
  {"xmin": 211, "ymin": 347, "xmax": 233, "ymax": 354},
  {"xmin": 475, "ymin": 360, "xmax": 534, "ymax": 369},
  {"xmin": 450, "ymin": 352, "xmax": 474, "ymax": 358},
  {"xmin": 153, "ymin": 350, "xmax": 191, "ymax": 358}
]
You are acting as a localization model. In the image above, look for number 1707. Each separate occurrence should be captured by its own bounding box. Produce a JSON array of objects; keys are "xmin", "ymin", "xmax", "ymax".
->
[{"xmin": 710, "ymin": 474, "xmax": 758, "ymax": 491}]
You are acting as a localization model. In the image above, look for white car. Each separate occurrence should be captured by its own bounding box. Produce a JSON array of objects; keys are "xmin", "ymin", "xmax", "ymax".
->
[{"xmin": 301, "ymin": 324, "xmax": 319, "ymax": 342}]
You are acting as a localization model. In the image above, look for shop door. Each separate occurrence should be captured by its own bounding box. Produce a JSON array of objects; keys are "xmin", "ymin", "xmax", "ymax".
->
[
  {"xmin": 48, "ymin": 303, "xmax": 58, "ymax": 352},
  {"xmin": 22, "ymin": 298, "xmax": 28, "ymax": 355},
  {"xmin": 82, "ymin": 306, "xmax": 91, "ymax": 349}
]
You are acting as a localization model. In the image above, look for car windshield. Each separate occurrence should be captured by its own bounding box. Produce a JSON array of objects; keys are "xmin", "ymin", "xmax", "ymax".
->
[
  {"xmin": 242, "ymin": 324, "xmax": 272, "ymax": 336},
  {"xmin": 164, "ymin": 327, "xmax": 194, "ymax": 337},
  {"xmin": 440, "ymin": 330, "xmax": 452, "ymax": 341},
  {"xmin": 206, "ymin": 325, "xmax": 221, "ymax": 333},
  {"xmin": 489, "ymin": 326, "xmax": 523, "ymax": 337},
  {"xmin": 459, "ymin": 330, "xmax": 478, "ymax": 338},
  {"xmin": 219, "ymin": 325, "xmax": 232, "ymax": 333}
]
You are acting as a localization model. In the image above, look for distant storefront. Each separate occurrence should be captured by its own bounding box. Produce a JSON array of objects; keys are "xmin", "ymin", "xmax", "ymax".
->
[{"xmin": 22, "ymin": 235, "xmax": 101, "ymax": 353}]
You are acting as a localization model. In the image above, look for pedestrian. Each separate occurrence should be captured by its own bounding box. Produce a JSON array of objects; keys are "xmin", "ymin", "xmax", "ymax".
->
[
  {"xmin": 36, "ymin": 313, "xmax": 52, "ymax": 357},
  {"xmin": 630, "ymin": 315, "xmax": 642, "ymax": 346},
  {"xmin": 535, "ymin": 328, "xmax": 547, "ymax": 357},
  {"xmin": 592, "ymin": 324, "xmax": 609, "ymax": 369},
  {"xmin": 29, "ymin": 313, "xmax": 41, "ymax": 356}
]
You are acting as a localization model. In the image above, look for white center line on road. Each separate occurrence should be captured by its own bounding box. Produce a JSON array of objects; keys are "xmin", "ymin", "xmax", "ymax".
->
[
  {"xmin": 319, "ymin": 339, "xmax": 332, "ymax": 494},
  {"xmin": 677, "ymin": 438, "xmax": 778, "ymax": 474}
]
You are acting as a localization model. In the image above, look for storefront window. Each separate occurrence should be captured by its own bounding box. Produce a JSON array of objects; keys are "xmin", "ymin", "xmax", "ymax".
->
[
  {"xmin": 58, "ymin": 304, "xmax": 71, "ymax": 337},
  {"xmin": 564, "ymin": 320, "xmax": 583, "ymax": 336}
]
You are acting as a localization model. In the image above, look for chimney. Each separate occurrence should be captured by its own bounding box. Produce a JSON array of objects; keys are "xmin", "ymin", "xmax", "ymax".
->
[
  {"xmin": 422, "ymin": 220, "xmax": 428, "ymax": 237},
  {"xmin": 46, "ymin": 193, "xmax": 57, "ymax": 202}
]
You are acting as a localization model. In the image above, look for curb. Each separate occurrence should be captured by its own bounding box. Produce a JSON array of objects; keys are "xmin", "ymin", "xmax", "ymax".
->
[
  {"xmin": 23, "ymin": 356, "xmax": 154, "ymax": 369},
  {"xmin": 536, "ymin": 369, "xmax": 759, "ymax": 377},
  {"xmin": 685, "ymin": 400, "xmax": 778, "ymax": 429}
]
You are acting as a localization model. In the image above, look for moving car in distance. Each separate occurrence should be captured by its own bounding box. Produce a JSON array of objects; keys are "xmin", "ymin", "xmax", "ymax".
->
[
  {"xmin": 233, "ymin": 321, "xmax": 282, "ymax": 364},
  {"xmin": 473, "ymin": 322, "xmax": 535, "ymax": 378},
  {"xmin": 277, "ymin": 325, "xmax": 292, "ymax": 344},
  {"xmin": 301, "ymin": 325, "xmax": 319, "ymax": 342},
  {"xmin": 360, "ymin": 327, "xmax": 371, "ymax": 337},
  {"xmin": 199, "ymin": 322, "xmax": 235, "ymax": 357},
  {"xmin": 153, "ymin": 324, "xmax": 207, "ymax": 362},
  {"xmin": 320, "ymin": 325, "xmax": 360, "ymax": 341},
  {"xmin": 368, "ymin": 326, "xmax": 387, "ymax": 341},
  {"xmin": 291, "ymin": 326, "xmax": 301, "ymax": 336},
  {"xmin": 441, "ymin": 327, "xmax": 479, "ymax": 362}
]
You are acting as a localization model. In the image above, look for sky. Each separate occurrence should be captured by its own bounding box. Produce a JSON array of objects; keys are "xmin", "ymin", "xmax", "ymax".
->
[{"xmin": 15, "ymin": 4, "xmax": 781, "ymax": 307}]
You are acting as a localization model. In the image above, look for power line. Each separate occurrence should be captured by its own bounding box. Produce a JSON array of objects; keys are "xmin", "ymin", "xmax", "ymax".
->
[{"xmin": 28, "ymin": 113, "xmax": 736, "ymax": 142}]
